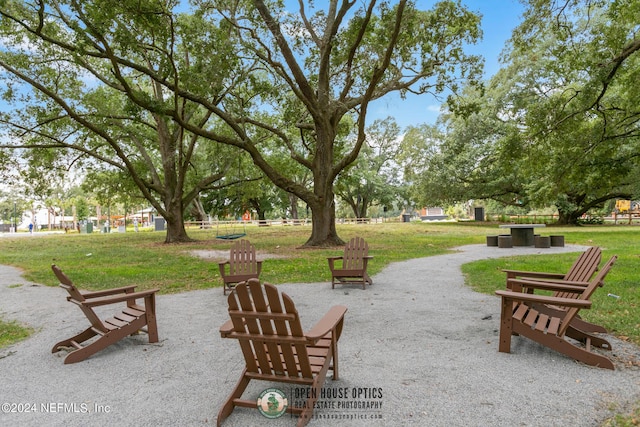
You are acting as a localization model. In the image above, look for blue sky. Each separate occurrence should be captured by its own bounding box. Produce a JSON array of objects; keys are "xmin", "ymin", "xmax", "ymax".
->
[{"xmin": 368, "ymin": 0, "xmax": 526, "ymax": 128}]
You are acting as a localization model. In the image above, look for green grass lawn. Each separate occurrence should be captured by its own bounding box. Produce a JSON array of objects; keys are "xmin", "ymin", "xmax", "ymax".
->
[
  {"xmin": 461, "ymin": 226, "xmax": 640, "ymax": 345},
  {"xmin": 1, "ymin": 221, "xmax": 639, "ymax": 424},
  {"xmin": 1, "ymin": 222, "xmax": 639, "ymax": 345},
  {"xmin": 0, "ymin": 221, "xmax": 485, "ymax": 292}
]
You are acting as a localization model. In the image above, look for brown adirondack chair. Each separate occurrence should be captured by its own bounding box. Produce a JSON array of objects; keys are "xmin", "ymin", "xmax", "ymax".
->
[
  {"xmin": 51, "ymin": 264, "xmax": 159, "ymax": 364},
  {"xmin": 217, "ymin": 279, "xmax": 347, "ymax": 427},
  {"xmin": 505, "ymin": 246, "xmax": 606, "ymax": 334},
  {"xmin": 327, "ymin": 236, "xmax": 373, "ymax": 289},
  {"xmin": 502, "ymin": 246, "xmax": 601, "ymax": 292},
  {"xmin": 495, "ymin": 256, "xmax": 617, "ymax": 369},
  {"xmin": 218, "ymin": 239, "xmax": 263, "ymax": 295}
]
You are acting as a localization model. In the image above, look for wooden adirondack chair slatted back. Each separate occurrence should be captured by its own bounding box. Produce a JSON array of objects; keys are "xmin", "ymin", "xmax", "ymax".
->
[
  {"xmin": 52, "ymin": 265, "xmax": 108, "ymax": 334},
  {"xmin": 227, "ymin": 280, "xmax": 317, "ymax": 381},
  {"xmin": 554, "ymin": 246, "xmax": 602, "ymax": 299},
  {"xmin": 509, "ymin": 256, "xmax": 616, "ymax": 339},
  {"xmin": 505, "ymin": 247, "xmax": 602, "ymax": 300},
  {"xmin": 229, "ymin": 240, "xmax": 259, "ymax": 276},
  {"xmin": 565, "ymin": 246, "xmax": 602, "ymax": 282},
  {"xmin": 558, "ymin": 255, "xmax": 616, "ymax": 336},
  {"xmin": 343, "ymin": 237, "xmax": 368, "ymax": 270}
]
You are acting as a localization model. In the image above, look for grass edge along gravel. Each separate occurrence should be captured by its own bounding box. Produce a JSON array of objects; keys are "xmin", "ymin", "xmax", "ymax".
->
[{"xmin": 1, "ymin": 222, "xmax": 639, "ymax": 345}]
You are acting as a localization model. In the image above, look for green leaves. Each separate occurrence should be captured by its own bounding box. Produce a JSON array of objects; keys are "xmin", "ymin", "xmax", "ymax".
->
[{"xmin": 413, "ymin": 0, "xmax": 640, "ymax": 223}]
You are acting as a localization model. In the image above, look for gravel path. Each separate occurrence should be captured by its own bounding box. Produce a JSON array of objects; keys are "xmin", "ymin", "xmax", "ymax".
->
[{"xmin": 1, "ymin": 244, "xmax": 639, "ymax": 427}]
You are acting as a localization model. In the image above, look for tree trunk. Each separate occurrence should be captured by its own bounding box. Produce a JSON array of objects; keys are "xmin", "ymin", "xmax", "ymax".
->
[
  {"xmin": 289, "ymin": 193, "xmax": 299, "ymax": 219},
  {"xmin": 557, "ymin": 209, "xmax": 581, "ymax": 225},
  {"xmin": 191, "ymin": 196, "xmax": 208, "ymax": 228},
  {"xmin": 163, "ymin": 202, "xmax": 194, "ymax": 243},
  {"xmin": 164, "ymin": 218, "xmax": 192, "ymax": 243},
  {"xmin": 304, "ymin": 196, "xmax": 344, "ymax": 247},
  {"xmin": 299, "ymin": 121, "xmax": 345, "ymax": 247},
  {"xmin": 358, "ymin": 196, "xmax": 369, "ymax": 219},
  {"xmin": 256, "ymin": 207, "xmax": 269, "ymax": 226}
]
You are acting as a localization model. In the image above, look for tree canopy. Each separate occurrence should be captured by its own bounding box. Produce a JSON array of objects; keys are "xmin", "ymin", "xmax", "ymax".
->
[
  {"xmin": 0, "ymin": 0, "xmax": 482, "ymax": 245},
  {"xmin": 407, "ymin": 0, "xmax": 640, "ymax": 223},
  {"xmin": 0, "ymin": 0, "xmax": 250, "ymax": 242}
]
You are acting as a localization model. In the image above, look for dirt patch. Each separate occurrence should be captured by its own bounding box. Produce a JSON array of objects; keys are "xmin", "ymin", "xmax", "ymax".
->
[{"xmin": 188, "ymin": 249, "xmax": 289, "ymax": 261}]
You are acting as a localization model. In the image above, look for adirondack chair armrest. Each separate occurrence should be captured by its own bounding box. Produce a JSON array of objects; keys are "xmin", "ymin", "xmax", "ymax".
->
[
  {"xmin": 80, "ymin": 289, "xmax": 159, "ymax": 307},
  {"xmin": 327, "ymin": 256, "xmax": 344, "ymax": 270},
  {"xmin": 218, "ymin": 261, "xmax": 230, "ymax": 278},
  {"xmin": 506, "ymin": 278, "xmax": 588, "ymax": 293},
  {"xmin": 503, "ymin": 269, "xmax": 565, "ymax": 280},
  {"xmin": 218, "ymin": 260, "xmax": 262, "ymax": 275},
  {"xmin": 305, "ymin": 305, "xmax": 347, "ymax": 343},
  {"xmin": 219, "ymin": 319, "xmax": 234, "ymax": 338},
  {"xmin": 495, "ymin": 290, "xmax": 592, "ymax": 308},
  {"xmin": 79, "ymin": 285, "xmax": 138, "ymax": 299}
]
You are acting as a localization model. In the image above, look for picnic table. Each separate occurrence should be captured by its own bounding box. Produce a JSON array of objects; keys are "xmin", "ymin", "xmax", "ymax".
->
[{"xmin": 499, "ymin": 224, "xmax": 546, "ymax": 246}]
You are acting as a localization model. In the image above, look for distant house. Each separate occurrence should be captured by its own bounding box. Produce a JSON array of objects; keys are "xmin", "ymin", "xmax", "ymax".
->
[
  {"xmin": 27, "ymin": 209, "xmax": 75, "ymax": 230},
  {"xmin": 129, "ymin": 208, "xmax": 157, "ymax": 226},
  {"xmin": 420, "ymin": 207, "xmax": 448, "ymax": 221}
]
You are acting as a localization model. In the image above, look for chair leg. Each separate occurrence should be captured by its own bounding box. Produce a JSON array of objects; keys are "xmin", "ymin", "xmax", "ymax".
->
[
  {"xmin": 297, "ymin": 364, "xmax": 331, "ymax": 427},
  {"xmin": 331, "ymin": 334, "xmax": 339, "ymax": 380},
  {"xmin": 297, "ymin": 385, "xmax": 318, "ymax": 427},
  {"xmin": 63, "ymin": 331, "xmax": 123, "ymax": 364},
  {"xmin": 145, "ymin": 313, "xmax": 159, "ymax": 344},
  {"xmin": 498, "ymin": 298, "xmax": 513, "ymax": 353},
  {"xmin": 216, "ymin": 370, "xmax": 250, "ymax": 427},
  {"xmin": 52, "ymin": 327, "xmax": 98, "ymax": 354},
  {"xmin": 566, "ymin": 326, "xmax": 612, "ymax": 350},
  {"xmin": 538, "ymin": 333, "xmax": 614, "ymax": 369},
  {"xmin": 142, "ymin": 295, "xmax": 159, "ymax": 343},
  {"xmin": 511, "ymin": 320, "xmax": 615, "ymax": 369}
]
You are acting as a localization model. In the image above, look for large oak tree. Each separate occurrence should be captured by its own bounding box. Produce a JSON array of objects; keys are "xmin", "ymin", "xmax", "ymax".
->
[
  {"xmin": 0, "ymin": 1, "xmax": 249, "ymax": 242},
  {"xmin": 404, "ymin": 0, "xmax": 640, "ymax": 224},
  {"xmin": 0, "ymin": 0, "xmax": 482, "ymax": 245}
]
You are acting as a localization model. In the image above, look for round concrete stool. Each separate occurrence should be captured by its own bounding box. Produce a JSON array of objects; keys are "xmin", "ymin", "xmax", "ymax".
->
[
  {"xmin": 498, "ymin": 235, "xmax": 513, "ymax": 248},
  {"xmin": 535, "ymin": 235, "xmax": 551, "ymax": 248}
]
